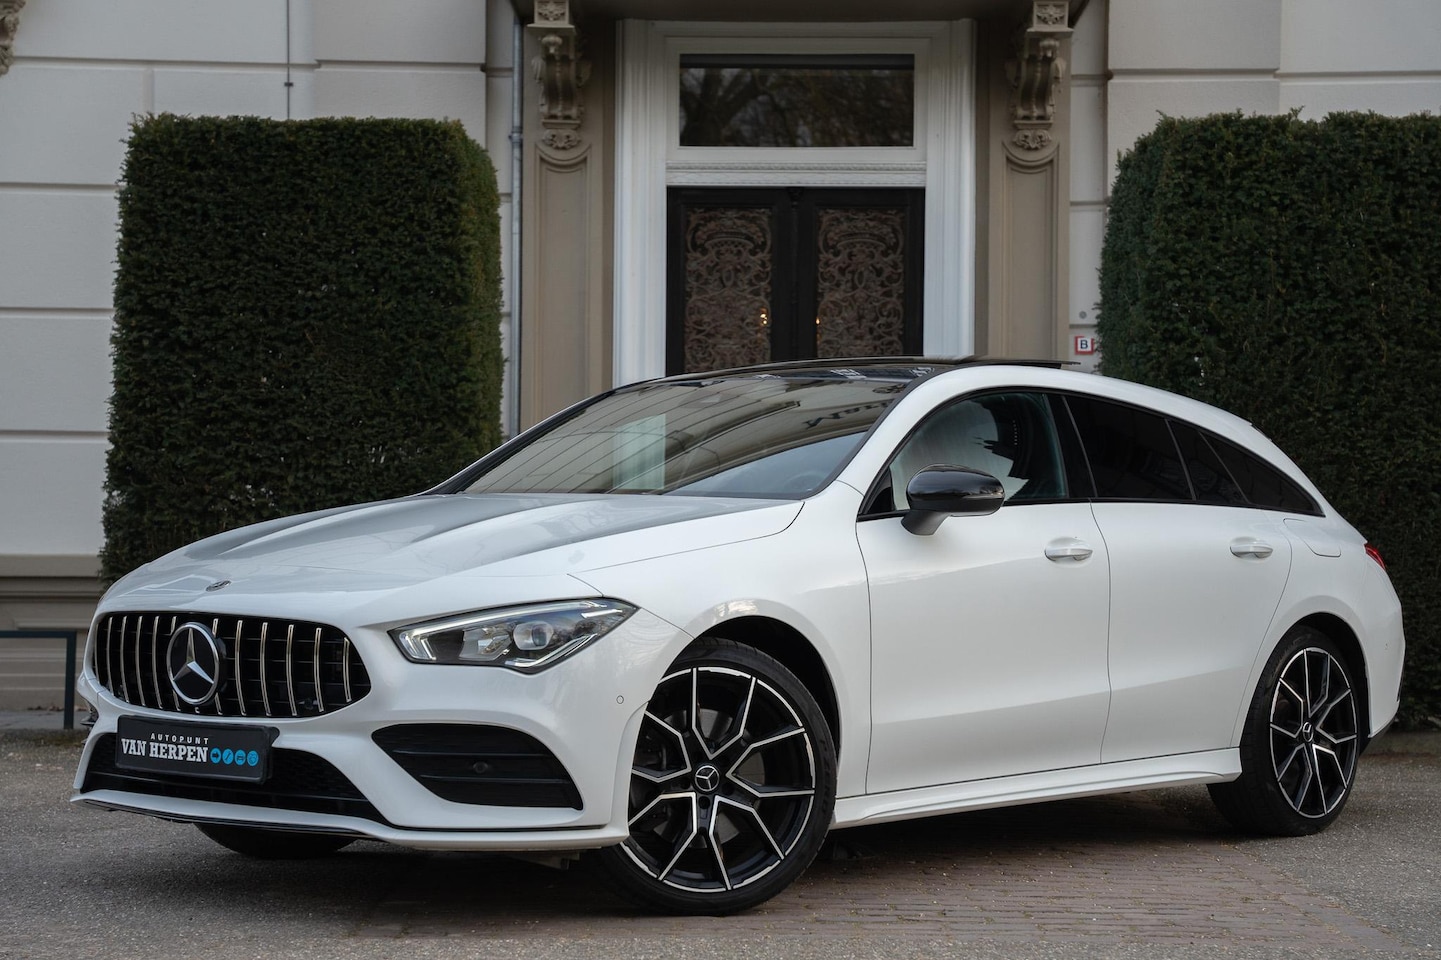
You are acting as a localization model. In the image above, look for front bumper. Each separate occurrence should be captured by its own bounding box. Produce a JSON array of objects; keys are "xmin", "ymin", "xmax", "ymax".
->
[{"xmin": 71, "ymin": 608, "xmax": 684, "ymax": 850}]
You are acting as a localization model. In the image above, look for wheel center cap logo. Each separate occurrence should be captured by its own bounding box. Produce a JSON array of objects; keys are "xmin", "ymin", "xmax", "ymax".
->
[
  {"xmin": 167, "ymin": 622, "xmax": 222, "ymax": 706},
  {"xmin": 694, "ymin": 764, "xmax": 721, "ymax": 793},
  {"xmin": 1301, "ymin": 721, "xmax": 1315, "ymax": 742}
]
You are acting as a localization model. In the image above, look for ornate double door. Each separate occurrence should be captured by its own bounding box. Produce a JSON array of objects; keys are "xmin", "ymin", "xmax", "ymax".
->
[{"xmin": 666, "ymin": 187, "xmax": 924, "ymax": 374}]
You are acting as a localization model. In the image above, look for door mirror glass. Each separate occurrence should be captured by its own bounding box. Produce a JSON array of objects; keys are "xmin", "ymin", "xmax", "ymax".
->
[{"xmin": 902, "ymin": 465, "xmax": 1004, "ymax": 535}]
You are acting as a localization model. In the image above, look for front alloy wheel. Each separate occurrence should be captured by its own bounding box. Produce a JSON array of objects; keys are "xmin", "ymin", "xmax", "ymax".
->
[
  {"xmin": 598, "ymin": 639, "xmax": 836, "ymax": 914},
  {"xmin": 1209, "ymin": 627, "xmax": 1361, "ymax": 835}
]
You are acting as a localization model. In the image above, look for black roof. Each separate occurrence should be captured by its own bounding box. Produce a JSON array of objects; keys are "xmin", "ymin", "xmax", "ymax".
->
[{"xmin": 653, "ymin": 356, "xmax": 1072, "ymax": 384}]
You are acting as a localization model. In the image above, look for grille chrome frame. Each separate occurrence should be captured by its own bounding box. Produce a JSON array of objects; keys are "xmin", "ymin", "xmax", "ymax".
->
[{"xmin": 93, "ymin": 612, "xmax": 371, "ymax": 719}]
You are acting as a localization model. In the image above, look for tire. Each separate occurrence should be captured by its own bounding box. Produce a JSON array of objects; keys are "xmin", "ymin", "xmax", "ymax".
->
[
  {"xmin": 1208, "ymin": 626, "xmax": 1361, "ymax": 835},
  {"xmin": 596, "ymin": 638, "xmax": 837, "ymax": 914},
  {"xmin": 196, "ymin": 823, "xmax": 355, "ymax": 859}
]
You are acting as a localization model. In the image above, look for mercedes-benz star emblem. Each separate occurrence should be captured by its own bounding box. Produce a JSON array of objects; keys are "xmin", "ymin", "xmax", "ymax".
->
[
  {"xmin": 167, "ymin": 622, "xmax": 223, "ymax": 706},
  {"xmin": 694, "ymin": 764, "xmax": 721, "ymax": 793}
]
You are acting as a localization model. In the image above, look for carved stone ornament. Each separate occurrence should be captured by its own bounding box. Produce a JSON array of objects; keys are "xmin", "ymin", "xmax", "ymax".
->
[
  {"xmin": 1006, "ymin": 0, "xmax": 1072, "ymax": 153},
  {"xmin": 1013, "ymin": 129, "xmax": 1053, "ymax": 151},
  {"xmin": 0, "ymin": 0, "xmax": 27, "ymax": 78},
  {"xmin": 535, "ymin": 0, "xmax": 569, "ymax": 23},
  {"xmin": 528, "ymin": 0, "xmax": 590, "ymax": 151},
  {"xmin": 1034, "ymin": 1, "xmax": 1068, "ymax": 27},
  {"xmin": 542, "ymin": 129, "xmax": 581, "ymax": 151}
]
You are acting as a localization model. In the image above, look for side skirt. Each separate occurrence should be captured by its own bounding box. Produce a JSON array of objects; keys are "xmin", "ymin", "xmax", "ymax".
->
[{"xmin": 833, "ymin": 749, "xmax": 1239, "ymax": 829}]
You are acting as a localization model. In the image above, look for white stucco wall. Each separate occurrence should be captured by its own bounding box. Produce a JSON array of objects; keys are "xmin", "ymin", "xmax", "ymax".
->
[
  {"xmin": 0, "ymin": 0, "xmax": 509, "ymax": 591},
  {"xmin": 1066, "ymin": 0, "xmax": 1441, "ymax": 362}
]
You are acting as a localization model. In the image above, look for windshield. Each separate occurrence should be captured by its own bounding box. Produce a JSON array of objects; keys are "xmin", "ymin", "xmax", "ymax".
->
[{"xmin": 463, "ymin": 375, "xmax": 907, "ymax": 498}]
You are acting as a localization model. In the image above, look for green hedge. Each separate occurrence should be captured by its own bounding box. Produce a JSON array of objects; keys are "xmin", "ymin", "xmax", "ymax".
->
[
  {"xmin": 103, "ymin": 115, "xmax": 502, "ymax": 581},
  {"xmin": 1099, "ymin": 111, "xmax": 1441, "ymax": 727}
]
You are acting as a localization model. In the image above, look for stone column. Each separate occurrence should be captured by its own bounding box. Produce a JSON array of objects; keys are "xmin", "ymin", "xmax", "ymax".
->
[
  {"xmin": 520, "ymin": 0, "xmax": 613, "ymax": 428},
  {"xmin": 982, "ymin": 1, "xmax": 1073, "ymax": 360}
]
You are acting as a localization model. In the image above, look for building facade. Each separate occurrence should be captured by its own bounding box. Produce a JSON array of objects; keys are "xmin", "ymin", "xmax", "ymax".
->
[{"xmin": 1, "ymin": 0, "xmax": 1438, "ymax": 704}]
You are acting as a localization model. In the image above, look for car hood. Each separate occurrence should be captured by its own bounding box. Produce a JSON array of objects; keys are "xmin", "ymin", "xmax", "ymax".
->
[{"xmin": 105, "ymin": 493, "xmax": 801, "ymax": 610}]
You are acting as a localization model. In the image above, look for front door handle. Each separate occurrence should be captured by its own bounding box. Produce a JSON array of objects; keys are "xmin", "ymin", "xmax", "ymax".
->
[
  {"xmin": 1045, "ymin": 538, "xmax": 1093, "ymax": 562},
  {"xmin": 1230, "ymin": 538, "xmax": 1275, "ymax": 559}
]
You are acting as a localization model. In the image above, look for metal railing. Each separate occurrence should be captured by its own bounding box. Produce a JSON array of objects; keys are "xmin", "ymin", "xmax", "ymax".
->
[{"xmin": 0, "ymin": 629, "xmax": 81, "ymax": 730}]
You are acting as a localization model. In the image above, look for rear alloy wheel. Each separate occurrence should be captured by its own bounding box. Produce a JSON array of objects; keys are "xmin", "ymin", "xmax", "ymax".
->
[
  {"xmin": 1209, "ymin": 627, "xmax": 1361, "ymax": 835},
  {"xmin": 196, "ymin": 823, "xmax": 355, "ymax": 859},
  {"xmin": 597, "ymin": 639, "xmax": 836, "ymax": 914}
]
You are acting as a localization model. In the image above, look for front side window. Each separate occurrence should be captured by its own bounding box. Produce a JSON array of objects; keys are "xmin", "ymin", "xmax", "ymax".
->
[
  {"xmin": 884, "ymin": 392, "xmax": 1068, "ymax": 511},
  {"xmin": 463, "ymin": 375, "xmax": 906, "ymax": 499}
]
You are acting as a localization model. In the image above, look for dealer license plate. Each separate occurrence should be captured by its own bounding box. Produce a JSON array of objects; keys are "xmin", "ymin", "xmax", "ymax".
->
[{"xmin": 115, "ymin": 715, "xmax": 273, "ymax": 784}]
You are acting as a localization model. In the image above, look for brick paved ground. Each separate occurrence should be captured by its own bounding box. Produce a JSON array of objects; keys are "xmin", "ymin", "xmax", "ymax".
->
[
  {"xmin": 347, "ymin": 790, "xmax": 1401, "ymax": 949},
  {"xmin": 2, "ymin": 730, "xmax": 1437, "ymax": 959}
]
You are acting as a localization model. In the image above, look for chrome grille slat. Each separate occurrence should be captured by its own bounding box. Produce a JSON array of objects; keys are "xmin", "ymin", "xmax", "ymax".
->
[
  {"xmin": 259, "ymin": 621, "xmax": 272, "ymax": 716},
  {"xmin": 234, "ymin": 619, "xmax": 247, "ymax": 718},
  {"xmin": 92, "ymin": 611, "xmax": 369, "ymax": 719},
  {"xmin": 131, "ymin": 615, "xmax": 145, "ymax": 708},
  {"xmin": 167, "ymin": 615, "xmax": 179, "ymax": 711},
  {"xmin": 100, "ymin": 617, "xmax": 114, "ymax": 694},
  {"xmin": 285, "ymin": 624, "xmax": 298, "ymax": 717},
  {"xmin": 342, "ymin": 637, "xmax": 352, "ymax": 703},
  {"xmin": 313, "ymin": 627, "xmax": 324, "ymax": 713},
  {"xmin": 150, "ymin": 616, "xmax": 163, "ymax": 709},
  {"xmin": 211, "ymin": 617, "xmax": 223, "ymax": 717},
  {"xmin": 116, "ymin": 615, "xmax": 130, "ymax": 705}
]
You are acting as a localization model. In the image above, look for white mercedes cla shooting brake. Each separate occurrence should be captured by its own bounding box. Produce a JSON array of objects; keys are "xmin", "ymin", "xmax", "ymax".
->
[{"xmin": 74, "ymin": 359, "xmax": 1404, "ymax": 914}]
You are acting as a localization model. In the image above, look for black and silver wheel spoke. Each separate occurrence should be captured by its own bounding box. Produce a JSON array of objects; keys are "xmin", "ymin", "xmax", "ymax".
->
[
  {"xmin": 621, "ymin": 665, "xmax": 817, "ymax": 894},
  {"xmin": 1270, "ymin": 647, "xmax": 1358, "ymax": 819}
]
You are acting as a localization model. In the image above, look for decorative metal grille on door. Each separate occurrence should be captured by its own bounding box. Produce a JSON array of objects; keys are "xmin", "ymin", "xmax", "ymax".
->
[{"xmin": 667, "ymin": 188, "xmax": 922, "ymax": 375}]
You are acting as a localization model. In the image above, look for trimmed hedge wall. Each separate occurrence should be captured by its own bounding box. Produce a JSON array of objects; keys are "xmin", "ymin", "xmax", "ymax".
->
[
  {"xmin": 1099, "ymin": 112, "xmax": 1441, "ymax": 727},
  {"xmin": 103, "ymin": 115, "xmax": 502, "ymax": 581}
]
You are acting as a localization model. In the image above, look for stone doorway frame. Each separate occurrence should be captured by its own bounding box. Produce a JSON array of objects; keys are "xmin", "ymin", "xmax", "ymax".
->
[{"xmin": 615, "ymin": 19, "xmax": 976, "ymax": 385}]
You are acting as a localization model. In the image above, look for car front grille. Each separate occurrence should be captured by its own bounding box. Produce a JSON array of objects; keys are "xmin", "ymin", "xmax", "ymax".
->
[
  {"xmin": 372, "ymin": 723, "xmax": 584, "ymax": 809},
  {"xmin": 93, "ymin": 612, "xmax": 371, "ymax": 719},
  {"xmin": 82, "ymin": 733, "xmax": 385, "ymax": 823}
]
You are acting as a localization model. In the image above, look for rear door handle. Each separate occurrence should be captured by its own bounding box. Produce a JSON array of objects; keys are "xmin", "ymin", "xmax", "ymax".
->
[
  {"xmin": 1230, "ymin": 538, "xmax": 1274, "ymax": 559},
  {"xmin": 1045, "ymin": 539, "xmax": 1093, "ymax": 562}
]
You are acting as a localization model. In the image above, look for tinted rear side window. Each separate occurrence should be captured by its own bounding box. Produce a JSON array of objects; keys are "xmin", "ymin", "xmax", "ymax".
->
[
  {"xmin": 1169, "ymin": 421, "xmax": 1246, "ymax": 505},
  {"xmin": 1206, "ymin": 433, "xmax": 1320, "ymax": 514},
  {"xmin": 1065, "ymin": 395, "xmax": 1192, "ymax": 501}
]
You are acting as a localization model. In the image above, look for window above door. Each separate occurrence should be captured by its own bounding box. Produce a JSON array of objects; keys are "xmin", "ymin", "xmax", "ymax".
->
[
  {"xmin": 650, "ymin": 24, "xmax": 945, "ymax": 187},
  {"xmin": 679, "ymin": 53, "xmax": 916, "ymax": 148}
]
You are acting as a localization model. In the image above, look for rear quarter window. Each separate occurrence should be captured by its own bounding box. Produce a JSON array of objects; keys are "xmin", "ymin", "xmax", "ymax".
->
[{"xmin": 1204, "ymin": 432, "xmax": 1320, "ymax": 515}]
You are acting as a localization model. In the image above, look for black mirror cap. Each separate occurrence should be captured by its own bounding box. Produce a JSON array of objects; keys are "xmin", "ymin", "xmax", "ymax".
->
[{"xmin": 901, "ymin": 465, "xmax": 1005, "ymax": 535}]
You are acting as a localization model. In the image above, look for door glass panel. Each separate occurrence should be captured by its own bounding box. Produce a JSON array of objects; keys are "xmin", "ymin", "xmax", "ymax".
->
[
  {"xmin": 1065, "ymin": 395, "xmax": 1192, "ymax": 501},
  {"xmin": 815, "ymin": 207, "xmax": 907, "ymax": 358},
  {"xmin": 679, "ymin": 54, "xmax": 915, "ymax": 148},
  {"xmin": 681, "ymin": 207, "xmax": 774, "ymax": 372}
]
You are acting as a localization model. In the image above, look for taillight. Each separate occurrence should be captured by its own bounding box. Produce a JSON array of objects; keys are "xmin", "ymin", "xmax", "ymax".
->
[{"xmin": 1364, "ymin": 542, "xmax": 1387, "ymax": 571}]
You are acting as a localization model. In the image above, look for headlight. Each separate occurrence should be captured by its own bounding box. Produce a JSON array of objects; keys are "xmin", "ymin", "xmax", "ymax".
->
[{"xmin": 389, "ymin": 599, "xmax": 637, "ymax": 673}]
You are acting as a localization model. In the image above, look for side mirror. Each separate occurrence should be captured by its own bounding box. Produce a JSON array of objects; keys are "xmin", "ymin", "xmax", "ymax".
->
[{"xmin": 901, "ymin": 465, "xmax": 1005, "ymax": 536}]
